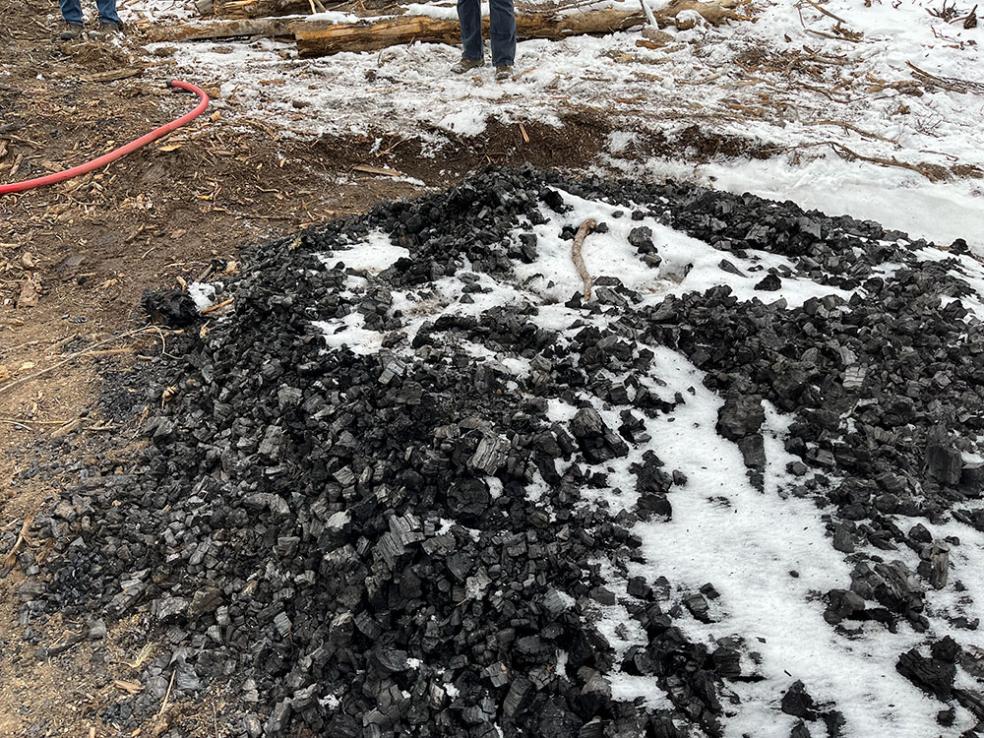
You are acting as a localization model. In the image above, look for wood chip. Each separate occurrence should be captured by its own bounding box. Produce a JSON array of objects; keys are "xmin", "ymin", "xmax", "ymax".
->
[
  {"xmin": 200, "ymin": 297, "xmax": 234, "ymax": 315},
  {"xmin": 352, "ymin": 164, "xmax": 406, "ymax": 178},
  {"xmin": 114, "ymin": 679, "xmax": 144, "ymax": 695},
  {"xmin": 51, "ymin": 418, "xmax": 81, "ymax": 439},
  {"xmin": 17, "ymin": 276, "xmax": 40, "ymax": 308}
]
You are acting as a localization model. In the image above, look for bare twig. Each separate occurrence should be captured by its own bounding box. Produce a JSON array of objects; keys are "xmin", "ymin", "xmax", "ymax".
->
[
  {"xmin": 0, "ymin": 416, "xmax": 72, "ymax": 426},
  {"xmin": 571, "ymin": 219, "xmax": 597, "ymax": 302},
  {"xmin": 159, "ymin": 669, "xmax": 177, "ymax": 716},
  {"xmin": 0, "ymin": 419, "xmax": 32, "ymax": 431},
  {"xmin": 790, "ymin": 140, "xmax": 953, "ymax": 182},
  {"xmin": 2, "ymin": 516, "xmax": 34, "ymax": 571},
  {"xmin": 805, "ymin": 27, "xmax": 861, "ymax": 42},
  {"xmin": 800, "ymin": 0, "xmax": 849, "ymax": 25},
  {"xmin": 907, "ymin": 60, "xmax": 984, "ymax": 94},
  {"xmin": 805, "ymin": 119, "xmax": 898, "ymax": 143},
  {"xmin": 200, "ymin": 297, "xmax": 235, "ymax": 316}
]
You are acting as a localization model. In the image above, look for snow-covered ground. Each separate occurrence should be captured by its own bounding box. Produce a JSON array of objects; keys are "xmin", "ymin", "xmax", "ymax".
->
[
  {"xmin": 126, "ymin": 0, "xmax": 984, "ymax": 250},
  {"xmin": 308, "ymin": 184, "xmax": 984, "ymax": 736}
]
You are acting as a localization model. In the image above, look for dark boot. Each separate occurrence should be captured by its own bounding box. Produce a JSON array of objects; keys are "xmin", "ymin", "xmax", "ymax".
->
[
  {"xmin": 90, "ymin": 19, "xmax": 123, "ymax": 39},
  {"xmin": 451, "ymin": 56, "xmax": 484, "ymax": 74},
  {"xmin": 58, "ymin": 22, "xmax": 84, "ymax": 41}
]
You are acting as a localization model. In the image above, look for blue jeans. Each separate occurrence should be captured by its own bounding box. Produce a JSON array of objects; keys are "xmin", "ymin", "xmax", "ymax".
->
[
  {"xmin": 457, "ymin": 0, "xmax": 516, "ymax": 67},
  {"xmin": 61, "ymin": 0, "xmax": 120, "ymax": 25}
]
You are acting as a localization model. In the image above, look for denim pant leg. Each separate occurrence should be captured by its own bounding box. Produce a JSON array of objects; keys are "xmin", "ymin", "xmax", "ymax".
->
[
  {"xmin": 457, "ymin": 0, "xmax": 484, "ymax": 61},
  {"xmin": 489, "ymin": 0, "xmax": 516, "ymax": 66},
  {"xmin": 60, "ymin": 0, "xmax": 85, "ymax": 25},
  {"xmin": 96, "ymin": 0, "xmax": 122, "ymax": 24}
]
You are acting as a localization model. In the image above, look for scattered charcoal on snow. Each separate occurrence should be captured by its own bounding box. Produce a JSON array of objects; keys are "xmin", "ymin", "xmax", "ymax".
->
[{"xmin": 25, "ymin": 168, "xmax": 984, "ymax": 737}]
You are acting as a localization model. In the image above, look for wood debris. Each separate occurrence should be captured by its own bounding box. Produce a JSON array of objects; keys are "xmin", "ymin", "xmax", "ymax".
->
[
  {"xmin": 142, "ymin": 16, "xmax": 301, "ymax": 42},
  {"xmin": 114, "ymin": 679, "xmax": 144, "ymax": 695},
  {"xmin": 906, "ymin": 60, "xmax": 984, "ymax": 95},
  {"xmin": 571, "ymin": 218, "xmax": 597, "ymax": 302},
  {"xmin": 290, "ymin": 0, "xmax": 744, "ymax": 56},
  {"xmin": 2, "ymin": 516, "xmax": 35, "ymax": 571},
  {"xmin": 17, "ymin": 275, "xmax": 41, "ymax": 308},
  {"xmin": 298, "ymin": 9, "xmax": 628, "ymax": 56},
  {"xmin": 352, "ymin": 164, "xmax": 406, "ymax": 178}
]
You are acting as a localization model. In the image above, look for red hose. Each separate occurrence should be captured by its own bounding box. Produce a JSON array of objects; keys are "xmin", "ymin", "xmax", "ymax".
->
[{"xmin": 0, "ymin": 79, "xmax": 210, "ymax": 196}]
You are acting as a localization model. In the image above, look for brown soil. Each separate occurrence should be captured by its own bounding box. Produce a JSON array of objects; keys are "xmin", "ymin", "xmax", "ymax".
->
[{"xmin": 314, "ymin": 109, "xmax": 613, "ymax": 182}]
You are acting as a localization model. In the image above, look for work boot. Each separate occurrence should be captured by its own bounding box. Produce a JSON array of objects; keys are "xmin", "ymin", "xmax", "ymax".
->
[
  {"xmin": 90, "ymin": 19, "xmax": 123, "ymax": 39},
  {"xmin": 451, "ymin": 57, "xmax": 484, "ymax": 74},
  {"xmin": 58, "ymin": 22, "xmax": 84, "ymax": 41},
  {"xmin": 495, "ymin": 64, "xmax": 514, "ymax": 82}
]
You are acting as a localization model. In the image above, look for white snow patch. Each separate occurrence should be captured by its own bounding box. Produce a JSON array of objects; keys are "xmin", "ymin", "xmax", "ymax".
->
[
  {"xmin": 318, "ymin": 230, "xmax": 409, "ymax": 273},
  {"xmin": 608, "ymin": 673, "xmax": 674, "ymax": 711},
  {"xmin": 486, "ymin": 477, "xmax": 504, "ymax": 500},
  {"xmin": 314, "ymin": 313, "xmax": 384, "ymax": 355},
  {"xmin": 187, "ymin": 282, "xmax": 217, "ymax": 310},
  {"xmin": 319, "ymin": 694, "xmax": 340, "ymax": 710},
  {"xmin": 546, "ymin": 398, "xmax": 579, "ymax": 423},
  {"xmin": 518, "ymin": 189, "xmax": 853, "ymax": 309},
  {"xmin": 326, "ymin": 510, "xmax": 350, "ymax": 529}
]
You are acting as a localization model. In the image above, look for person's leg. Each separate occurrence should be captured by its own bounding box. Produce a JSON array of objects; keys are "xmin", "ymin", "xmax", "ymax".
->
[
  {"xmin": 489, "ymin": 0, "xmax": 516, "ymax": 67},
  {"xmin": 96, "ymin": 0, "xmax": 122, "ymax": 25},
  {"xmin": 60, "ymin": 0, "xmax": 84, "ymax": 26},
  {"xmin": 456, "ymin": 0, "xmax": 483, "ymax": 61}
]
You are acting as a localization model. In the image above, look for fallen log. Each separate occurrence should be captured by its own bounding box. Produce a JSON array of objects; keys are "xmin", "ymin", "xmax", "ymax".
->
[
  {"xmin": 142, "ymin": 16, "xmax": 300, "ymax": 42},
  {"xmin": 207, "ymin": 0, "xmax": 355, "ymax": 18},
  {"xmin": 145, "ymin": 0, "xmax": 741, "ymax": 46},
  {"xmin": 295, "ymin": 10, "xmax": 641, "ymax": 56},
  {"xmin": 294, "ymin": 0, "xmax": 742, "ymax": 57}
]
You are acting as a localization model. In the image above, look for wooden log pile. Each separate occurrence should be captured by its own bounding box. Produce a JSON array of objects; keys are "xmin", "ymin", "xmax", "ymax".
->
[
  {"xmin": 295, "ymin": 0, "xmax": 742, "ymax": 56},
  {"xmin": 143, "ymin": 0, "xmax": 744, "ymax": 50},
  {"xmin": 295, "ymin": 9, "xmax": 643, "ymax": 56}
]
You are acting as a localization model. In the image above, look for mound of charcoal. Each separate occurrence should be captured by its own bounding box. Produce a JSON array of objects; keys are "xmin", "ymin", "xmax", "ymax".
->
[{"xmin": 21, "ymin": 167, "xmax": 984, "ymax": 737}]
